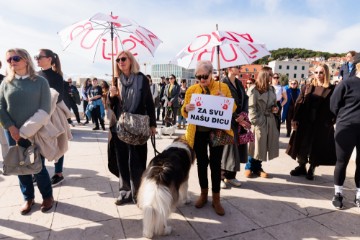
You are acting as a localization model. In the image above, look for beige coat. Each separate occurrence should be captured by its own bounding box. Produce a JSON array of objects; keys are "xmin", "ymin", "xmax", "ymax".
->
[
  {"xmin": 20, "ymin": 89, "xmax": 72, "ymax": 161},
  {"xmin": 248, "ymin": 86, "xmax": 279, "ymax": 161}
]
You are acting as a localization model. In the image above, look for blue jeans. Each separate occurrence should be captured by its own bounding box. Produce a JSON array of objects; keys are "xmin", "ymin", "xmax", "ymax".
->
[
  {"xmin": 54, "ymin": 156, "xmax": 64, "ymax": 174},
  {"xmin": 245, "ymin": 156, "xmax": 263, "ymax": 172},
  {"xmin": 177, "ymin": 115, "xmax": 186, "ymax": 125},
  {"xmin": 5, "ymin": 130, "xmax": 52, "ymax": 201}
]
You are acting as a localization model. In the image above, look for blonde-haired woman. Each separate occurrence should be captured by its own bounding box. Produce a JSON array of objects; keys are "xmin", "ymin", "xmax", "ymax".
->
[
  {"xmin": 0, "ymin": 48, "xmax": 53, "ymax": 214},
  {"xmin": 107, "ymin": 50, "xmax": 156, "ymax": 205},
  {"xmin": 245, "ymin": 66, "xmax": 279, "ymax": 178},
  {"xmin": 287, "ymin": 63, "xmax": 336, "ymax": 180}
]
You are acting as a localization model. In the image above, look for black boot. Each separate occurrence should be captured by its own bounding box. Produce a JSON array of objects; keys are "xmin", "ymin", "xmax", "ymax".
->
[
  {"xmin": 306, "ymin": 164, "xmax": 316, "ymax": 180},
  {"xmin": 290, "ymin": 164, "xmax": 307, "ymax": 176}
]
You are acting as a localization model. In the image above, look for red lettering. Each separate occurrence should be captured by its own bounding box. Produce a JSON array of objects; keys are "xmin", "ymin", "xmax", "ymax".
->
[
  {"xmin": 188, "ymin": 34, "xmax": 211, "ymax": 53},
  {"xmin": 196, "ymin": 47, "xmax": 215, "ymax": 62},
  {"xmin": 110, "ymin": 15, "xmax": 122, "ymax": 28},
  {"xmin": 229, "ymin": 32, "xmax": 254, "ymax": 43},
  {"xmin": 240, "ymin": 44, "xmax": 259, "ymax": 59},
  {"xmin": 70, "ymin": 22, "xmax": 101, "ymax": 49},
  {"xmin": 101, "ymin": 37, "xmax": 120, "ymax": 60},
  {"xmin": 220, "ymin": 44, "xmax": 238, "ymax": 62},
  {"xmin": 211, "ymin": 31, "xmax": 239, "ymax": 43},
  {"xmin": 135, "ymin": 27, "xmax": 159, "ymax": 47}
]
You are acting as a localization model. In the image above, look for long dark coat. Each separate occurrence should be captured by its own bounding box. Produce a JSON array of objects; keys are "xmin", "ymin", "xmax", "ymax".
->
[
  {"xmin": 286, "ymin": 84, "xmax": 337, "ymax": 166},
  {"xmin": 221, "ymin": 77, "xmax": 249, "ymax": 172}
]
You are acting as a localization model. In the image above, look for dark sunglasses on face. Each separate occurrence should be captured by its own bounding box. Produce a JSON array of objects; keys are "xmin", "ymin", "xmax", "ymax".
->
[
  {"xmin": 273, "ymin": 76, "xmax": 279, "ymax": 79},
  {"xmin": 7, "ymin": 55, "xmax": 22, "ymax": 63},
  {"xmin": 290, "ymin": 82, "xmax": 297, "ymax": 85},
  {"xmin": 195, "ymin": 74, "xmax": 209, "ymax": 80},
  {"xmin": 34, "ymin": 55, "xmax": 47, "ymax": 61},
  {"xmin": 116, "ymin": 57, "xmax": 127, "ymax": 63},
  {"xmin": 314, "ymin": 71, "xmax": 324, "ymax": 75}
]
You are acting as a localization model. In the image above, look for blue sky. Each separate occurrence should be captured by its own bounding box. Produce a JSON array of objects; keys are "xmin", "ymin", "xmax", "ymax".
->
[{"xmin": 1, "ymin": 0, "xmax": 359, "ymax": 79}]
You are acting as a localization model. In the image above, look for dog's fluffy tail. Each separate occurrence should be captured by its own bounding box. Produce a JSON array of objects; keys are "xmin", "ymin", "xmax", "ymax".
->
[{"xmin": 140, "ymin": 178, "xmax": 173, "ymax": 238}]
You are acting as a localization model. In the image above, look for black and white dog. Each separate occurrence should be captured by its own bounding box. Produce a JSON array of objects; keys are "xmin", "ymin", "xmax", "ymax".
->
[{"xmin": 137, "ymin": 138, "xmax": 195, "ymax": 239}]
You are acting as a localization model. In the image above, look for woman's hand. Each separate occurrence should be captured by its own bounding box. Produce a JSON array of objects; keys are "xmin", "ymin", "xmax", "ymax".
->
[
  {"xmin": 272, "ymin": 106, "xmax": 279, "ymax": 113},
  {"xmin": 8, "ymin": 125, "xmax": 20, "ymax": 142},
  {"xmin": 150, "ymin": 126, "xmax": 157, "ymax": 136},
  {"xmin": 109, "ymin": 86, "xmax": 118, "ymax": 97},
  {"xmin": 217, "ymin": 90, "xmax": 225, "ymax": 97},
  {"xmin": 185, "ymin": 103, "xmax": 195, "ymax": 113}
]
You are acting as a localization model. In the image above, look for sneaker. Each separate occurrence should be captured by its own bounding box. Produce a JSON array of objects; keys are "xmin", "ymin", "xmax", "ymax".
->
[
  {"xmin": 92, "ymin": 127, "xmax": 100, "ymax": 130},
  {"xmin": 290, "ymin": 165, "xmax": 307, "ymax": 176},
  {"xmin": 220, "ymin": 180, "xmax": 227, "ymax": 189},
  {"xmin": 51, "ymin": 175, "xmax": 64, "ymax": 186},
  {"xmin": 225, "ymin": 178, "xmax": 242, "ymax": 187},
  {"xmin": 332, "ymin": 193, "xmax": 344, "ymax": 210},
  {"xmin": 354, "ymin": 197, "xmax": 360, "ymax": 208}
]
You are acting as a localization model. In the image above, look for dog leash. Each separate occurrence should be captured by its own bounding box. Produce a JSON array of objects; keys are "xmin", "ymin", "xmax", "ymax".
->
[{"xmin": 151, "ymin": 135, "xmax": 161, "ymax": 156}]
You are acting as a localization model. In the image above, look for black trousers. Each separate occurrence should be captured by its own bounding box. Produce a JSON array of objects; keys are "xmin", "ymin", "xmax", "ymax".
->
[
  {"xmin": 83, "ymin": 100, "xmax": 89, "ymax": 122},
  {"xmin": 69, "ymin": 100, "xmax": 80, "ymax": 123},
  {"xmin": 91, "ymin": 106, "xmax": 104, "ymax": 128},
  {"xmin": 194, "ymin": 131, "xmax": 224, "ymax": 193},
  {"xmin": 334, "ymin": 124, "xmax": 360, "ymax": 188}
]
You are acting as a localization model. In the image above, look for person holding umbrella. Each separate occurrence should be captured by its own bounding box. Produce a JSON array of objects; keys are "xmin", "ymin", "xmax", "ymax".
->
[
  {"xmin": 108, "ymin": 50, "xmax": 156, "ymax": 205},
  {"xmin": 181, "ymin": 60, "xmax": 235, "ymax": 216}
]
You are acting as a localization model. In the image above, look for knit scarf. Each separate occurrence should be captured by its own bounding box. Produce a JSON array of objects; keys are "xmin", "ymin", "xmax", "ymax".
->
[{"xmin": 119, "ymin": 73, "xmax": 143, "ymax": 113}]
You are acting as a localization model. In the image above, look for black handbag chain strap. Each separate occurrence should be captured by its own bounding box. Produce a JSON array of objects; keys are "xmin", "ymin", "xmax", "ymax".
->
[{"xmin": 151, "ymin": 135, "xmax": 160, "ymax": 156}]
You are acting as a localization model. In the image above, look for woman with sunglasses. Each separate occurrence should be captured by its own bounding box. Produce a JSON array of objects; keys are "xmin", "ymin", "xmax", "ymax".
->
[
  {"xmin": 163, "ymin": 74, "xmax": 180, "ymax": 127},
  {"xmin": 107, "ymin": 50, "xmax": 156, "ymax": 205},
  {"xmin": 35, "ymin": 49, "xmax": 70, "ymax": 187},
  {"xmin": 282, "ymin": 79, "xmax": 300, "ymax": 137},
  {"xmin": 181, "ymin": 60, "xmax": 235, "ymax": 216},
  {"xmin": 287, "ymin": 63, "xmax": 336, "ymax": 180},
  {"xmin": 245, "ymin": 66, "xmax": 279, "ymax": 179},
  {"xmin": 0, "ymin": 48, "xmax": 53, "ymax": 214}
]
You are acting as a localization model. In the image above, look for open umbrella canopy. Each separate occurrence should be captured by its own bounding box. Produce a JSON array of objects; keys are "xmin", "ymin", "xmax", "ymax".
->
[
  {"xmin": 171, "ymin": 31, "xmax": 270, "ymax": 69},
  {"xmin": 58, "ymin": 12, "xmax": 162, "ymax": 63}
]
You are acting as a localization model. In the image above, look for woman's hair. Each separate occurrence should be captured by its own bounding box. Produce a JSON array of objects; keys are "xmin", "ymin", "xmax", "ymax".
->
[
  {"xmin": 255, "ymin": 66, "xmax": 272, "ymax": 93},
  {"xmin": 348, "ymin": 50, "xmax": 356, "ymax": 57},
  {"xmin": 39, "ymin": 49, "xmax": 63, "ymax": 76},
  {"xmin": 114, "ymin": 50, "xmax": 140, "ymax": 77},
  {"xmin": 5, "ymin": 48, "xmax": 37, "ymax": 82},
  {"xmin": 169, "ymin": 74, "xmax": 179, "ymax": 85},
  {"xmin": 311, "ymin": 63, "xmax": 330, "ymax": 88},
  {"xmin": 101, "ymin": 80, "xmax": 109, "ymax": 90},
  {"xmin": 195, "ymin": 60, "xmax": 213, "ymax": 76},
  {"xmin": 356, "ymin": 62, "xmax": 360, "ymax": 73}
]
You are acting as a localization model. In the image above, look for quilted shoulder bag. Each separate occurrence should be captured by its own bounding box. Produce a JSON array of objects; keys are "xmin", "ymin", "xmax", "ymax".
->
[
  {"xmin": 3, "ymin": 144, "xmax": 42, "ymax": 176},
  {"xmin": 209, "ymin": 129, "xmax": 234, "ymax": 147},
  {"xmin": 117, "ymin": 112, "xmax": 150, "ymax": 145}
]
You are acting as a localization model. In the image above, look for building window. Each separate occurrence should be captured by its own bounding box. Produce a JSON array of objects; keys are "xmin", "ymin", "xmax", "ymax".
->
[
  {"xmin": 294, "ymin": 66, "xmax": 297, "ymax": 70},
  {"xmin": 245, "ymin": 68, "xmax": 249, "ymax": 72},
  {"xmin": 254, "ymin": 68, "xmax": 257, "ymax": 72},
  {"xmin": 286, "ymin": 65, "xmax": 289, "ymax": 70},
  {"xmin": 240, "ymin": 74, "xmax": 243, "ymax": 78},
  {"xmin": 294, "ymin": 73, "xmax": 297, "ymax": 78},
  {"xmin": 302, "ymin": 66, "xmax": 305, "ymax": 70},
  {"xmin": 251, "ymin": 74, "xmax": 254, "ymax": 78},
  {"xmin": 301, "ymin": 74, "xmax": 304, "ymax": 78},
  {"xmin": 279, "ymin": 65, "xmax": 282, "ymax": 69}
]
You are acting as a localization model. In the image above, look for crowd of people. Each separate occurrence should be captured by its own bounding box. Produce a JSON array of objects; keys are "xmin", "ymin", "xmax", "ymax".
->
[{"xmin": 0, "ymin": 48, "xmax": 359, "ymax": 218}]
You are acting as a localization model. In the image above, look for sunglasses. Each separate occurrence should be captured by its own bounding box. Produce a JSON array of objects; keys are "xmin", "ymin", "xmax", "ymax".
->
[
  {"xmin": 34, "ymin": 55, "xmax": 48, "ymax": 61},
  {"xmin": 273, "ymin": 76, "xmax": 279, "ymax": 79},
  {"xmin": 116, "ymin": 57, "xmax": 127, "ymax": 63},
  {"xmin": 314, "ymin": 71, "xmax": 324, "ymax": 75},
  {"xmin": 7, "ymin": 55, "xmax": 22, "ymax": 63},
  {"xmin": 195, "ymin": 74, "xmax": 209, "ymax": 80},
  {"xmin": 290, "ymin": 82, "xmax": 297, "ymax": 85}
]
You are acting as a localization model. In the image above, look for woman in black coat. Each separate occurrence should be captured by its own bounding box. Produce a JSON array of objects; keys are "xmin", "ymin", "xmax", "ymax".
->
[
  {"xmin": 107, "ymin": 50, "xmax": 156, "ymax": 205},
  {"xmin": 220, "ymin": 66, "xmax": 249, "ymax": 188},
  {"xmin": 286, "ymin": 63, "xmax": 336, "ymax": 180}
]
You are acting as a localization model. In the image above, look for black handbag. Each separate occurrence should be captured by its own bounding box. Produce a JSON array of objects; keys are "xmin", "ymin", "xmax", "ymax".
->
[{"xmin": 3, "ymin": 144, "xmax": 42, "ymax": 176}]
